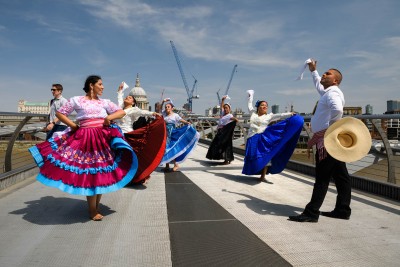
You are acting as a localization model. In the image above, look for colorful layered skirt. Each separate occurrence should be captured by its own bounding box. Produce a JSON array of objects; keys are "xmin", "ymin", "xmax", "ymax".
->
[
  {"xmin": 206, "ymin": 121, "xmax": 236, "ymax": 162},
  {"xmin": 161, "ymin": 124, "xmax": 200, "ymax": 165},
  {"xmin": 242, "ymin": 115, "xmax": 304, "ymax": 175},
  {"xmin": 124, "ymin": 116, "xmax": 167, "ymax": 184},
  {"xmin": 28, "ymin": 119, "xmax": 138, "ymax": 196}
]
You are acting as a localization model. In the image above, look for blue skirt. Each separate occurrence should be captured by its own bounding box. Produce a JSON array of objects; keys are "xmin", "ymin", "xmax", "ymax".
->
[
  {"xmin": 242, "ymin": 115, "xmax": 304, "ymax": 175},
  {"xmin": 161, "ymin": 124, "xmax": 200, "ymax": 164}
]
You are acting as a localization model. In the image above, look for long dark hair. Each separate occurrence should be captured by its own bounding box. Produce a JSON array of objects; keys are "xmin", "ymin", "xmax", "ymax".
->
[{"xmin": 83, "ymin": 75, "xmax": 102, "ymax": 93}]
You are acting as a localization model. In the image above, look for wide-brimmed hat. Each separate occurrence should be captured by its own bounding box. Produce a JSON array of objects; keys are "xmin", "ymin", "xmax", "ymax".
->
[{"xmin": 324, "ymin": 117, "xmax": 372, "ymax": 162}]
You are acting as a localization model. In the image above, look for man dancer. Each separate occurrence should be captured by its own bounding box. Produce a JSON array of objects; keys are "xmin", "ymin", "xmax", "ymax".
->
[{"xmin": 289, "ymin": 60, "xmax": 352, "ymax": 223}]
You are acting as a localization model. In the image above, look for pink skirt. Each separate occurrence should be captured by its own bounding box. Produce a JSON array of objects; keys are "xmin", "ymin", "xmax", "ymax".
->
[{"xmin": 29, "ymin": 120, "xmax": 138, "ymax": 196}]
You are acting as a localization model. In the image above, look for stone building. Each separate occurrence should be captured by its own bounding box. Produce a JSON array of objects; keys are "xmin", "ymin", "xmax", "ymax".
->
[
  {"xmin": 129, "ymin": 74, "xmax": 150, "ymax": 111},
  {"xmin": 18, "ymin": 100, "xmax": 49, "ymax": 114}
]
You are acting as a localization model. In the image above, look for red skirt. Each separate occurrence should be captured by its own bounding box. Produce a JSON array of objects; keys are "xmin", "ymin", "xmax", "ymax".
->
[{"xmin": 124, "ymin": 116, "xmax": 166, "ymax": 184}]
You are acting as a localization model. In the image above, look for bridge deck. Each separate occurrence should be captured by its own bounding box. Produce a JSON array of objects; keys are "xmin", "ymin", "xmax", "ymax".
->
[{"xmin": 0, "ymin": 144, "xmax": 399, "ymax": 266}]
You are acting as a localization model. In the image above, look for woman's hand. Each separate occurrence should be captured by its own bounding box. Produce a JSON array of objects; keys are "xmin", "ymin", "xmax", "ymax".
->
[
  {"xmin": 103, "ymin": 116, "xmax": 111, "ymax": 126},
  {"xmin": 118, "ymin": 82, "xmax": 124, "ymax": 92},
  {"xmin": 70, "ymin": 123, "xmax": 79, "ymax": 132}
]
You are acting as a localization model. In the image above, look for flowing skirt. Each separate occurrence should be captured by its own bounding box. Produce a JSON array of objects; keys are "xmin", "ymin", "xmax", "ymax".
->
[
  {"xmin": 124, "ymin": 116, "xmax": 167, "ymax": 184},
  {"xmin": 161, "ymin": 124, "xmax": 200, "ymax": 165},
  {"xmin": 206, "ymin": 121, "xmax": 236, "ymax": 162},
  {"xmin": 242, "ymin": 115, "xmax": 304, "ymax": 175},
  {"xmin": 29, "ymin": 123, "xmax": 138, "ymax": 196}
]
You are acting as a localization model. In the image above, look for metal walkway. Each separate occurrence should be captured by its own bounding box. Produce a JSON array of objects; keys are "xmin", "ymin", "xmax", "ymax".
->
[{"xmin": 0, "ymin": 144, "xmax": 399, "ymax": 266}]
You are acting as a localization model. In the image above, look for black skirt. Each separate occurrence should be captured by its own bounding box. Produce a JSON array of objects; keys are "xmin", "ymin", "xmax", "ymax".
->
[{"xmin": 206, "ymin": 121, "xmax": 236, "ymax": 162}]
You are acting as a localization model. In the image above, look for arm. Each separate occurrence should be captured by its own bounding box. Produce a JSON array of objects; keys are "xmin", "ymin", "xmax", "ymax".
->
[
  {"xmin": 269, "ymin": 112, "xmax": 294, "ymax": 123},
  {"xmin": 220, "ymin": 96, "xmax": 226, "ymax": 116},
  {"xmin": 180, "ymin": 118, "xmax": 191, "ymax": 125},
  {"xmin": 308, "ymin": 60, "xmax": 325, "ymax": 96},
  {"xmin": 328, "ymin": 90, "xmax": 344, "ymax": 125},
  {"xmin": 56, "ymin": 111, "xmax": 79, "ymax": 131},
  {"xmin": 104, "ymin": 109, "xmax": 126, "ymax": 126},
  {"xmin": 117, "ymin": 83, "xmax": 124, "ymax": 108},
  {"xmin": 247, "ymin": 91, "xmax": 255, "ymax": 113}
]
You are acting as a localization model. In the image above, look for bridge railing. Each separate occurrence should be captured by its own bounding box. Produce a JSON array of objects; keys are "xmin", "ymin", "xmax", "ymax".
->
[
  {"xmin": 187, "ymin": 114, "xmax": 400, "ymax": 201},
  {"xmin": 1, "ymin": 112, "xmax": 399, "ymax": 200}
]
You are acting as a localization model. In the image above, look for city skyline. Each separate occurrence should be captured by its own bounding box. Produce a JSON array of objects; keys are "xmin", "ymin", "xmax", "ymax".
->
[{"xmin": 0, "ymin": 0, "xmax": 399, "ymax": 115}]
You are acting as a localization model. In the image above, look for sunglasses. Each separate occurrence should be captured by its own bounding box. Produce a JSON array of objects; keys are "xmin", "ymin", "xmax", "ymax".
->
[{"xmin": 51, "ymin": 89, "xmax": 58, "ymax": 92}]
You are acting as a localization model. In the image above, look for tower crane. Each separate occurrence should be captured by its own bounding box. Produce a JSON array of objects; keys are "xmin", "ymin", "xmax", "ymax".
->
[
  {"xmin": 170, "ymin": 40, "xmax": 198, "ymax": 112},
  {"xmin": 217, "ymin": 64, "xmax": 238, "ymax": 104}
]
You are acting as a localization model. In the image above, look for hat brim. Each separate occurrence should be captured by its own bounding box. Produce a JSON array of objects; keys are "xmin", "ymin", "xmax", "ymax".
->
[{"xmin": 324, "ymin": 117, "xmax": 372, "ymax": 163}]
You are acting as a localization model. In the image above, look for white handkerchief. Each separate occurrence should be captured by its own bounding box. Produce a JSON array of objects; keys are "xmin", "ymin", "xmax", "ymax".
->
[
  {"xmin": 223, "ymin": 95, "xmax": 231, "ymax": 100},
  {"xmin": 296, "ymin": 58, "xmax": 312, "ymax": 80},
  {"xmin": 122, "ymin": 81, "xmax": 129, "ymax": 91},
  {"xmin": 246, "ymin": 90, "xmax": 254, "ymax": 97}
]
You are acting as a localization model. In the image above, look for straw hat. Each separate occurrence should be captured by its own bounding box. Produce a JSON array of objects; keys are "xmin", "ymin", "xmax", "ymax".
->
[{"xmin": 324, "ymin": 117, "xmax": 372, "ymax": 162}]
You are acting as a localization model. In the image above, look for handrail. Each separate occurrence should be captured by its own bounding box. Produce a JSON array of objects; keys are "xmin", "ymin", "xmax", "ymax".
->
[{"xmin": 1, "ymin": 112, "xmax": 399, "ymax": 200}]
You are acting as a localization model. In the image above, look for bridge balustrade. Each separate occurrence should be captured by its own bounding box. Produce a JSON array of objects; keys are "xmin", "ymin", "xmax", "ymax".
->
[{"xmin": 1, "ymin": 112, "xmax": 399, "ymax": 200}]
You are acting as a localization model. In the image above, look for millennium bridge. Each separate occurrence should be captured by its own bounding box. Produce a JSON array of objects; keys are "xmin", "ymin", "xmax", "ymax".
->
[{"xmin": 0, "ymin": 112, "xmax": 399, "ymax": 266}]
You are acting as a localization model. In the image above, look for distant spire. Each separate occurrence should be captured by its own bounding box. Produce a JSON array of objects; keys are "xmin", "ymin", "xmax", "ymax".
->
[{"xmin": 135, "ymin": 73, "xmax": 140, "ymax": 87}]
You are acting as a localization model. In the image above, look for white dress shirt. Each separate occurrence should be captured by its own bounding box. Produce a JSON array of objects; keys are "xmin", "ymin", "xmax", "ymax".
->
[{"xmin": 310, "ymin": 70, "xmax": 345, "ymax": 133}]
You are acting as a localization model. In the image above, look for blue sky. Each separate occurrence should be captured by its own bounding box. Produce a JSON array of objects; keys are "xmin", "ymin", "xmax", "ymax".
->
[{"xmin": 1, "ymin": 0, "xmax": 399, "ymax": 115}]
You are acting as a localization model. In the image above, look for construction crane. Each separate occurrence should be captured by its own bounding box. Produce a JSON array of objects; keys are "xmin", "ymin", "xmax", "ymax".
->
[
  {"xmin": 217, "ymin": 64, "xmax": 238, "ymax": 104},
  {"xmin": 170, "ymin": 40, "xmax": 198, "ymax": 112}
]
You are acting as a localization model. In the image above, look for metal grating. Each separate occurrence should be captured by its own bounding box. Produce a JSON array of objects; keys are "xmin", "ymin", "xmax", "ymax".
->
[{"xmin": 165, "ymin": 171, "xmax": 291, "ymax": 267}]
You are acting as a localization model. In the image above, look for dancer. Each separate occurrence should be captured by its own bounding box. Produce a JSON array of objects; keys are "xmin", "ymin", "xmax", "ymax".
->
[
  {"xmin": 242, "ymin": 90, "xmax": 303, "ymax": 181},
  {"xmin": 115, "ymin": 83, "xmax": 166, "ymax": 184},
  {"xmin": 206, "ymin": 95, "xmax": 238, "ymax": 164},
  {"xmin": 29, "ymin": 75, "xmax": 138, "ymax": 221},
  {"xmin": 160, "ymin": 98, "xmax": 200, "ymax": 172},
  {"xmin": 289, "ymin": 60, "xmax": 352, "ymax": 223}
]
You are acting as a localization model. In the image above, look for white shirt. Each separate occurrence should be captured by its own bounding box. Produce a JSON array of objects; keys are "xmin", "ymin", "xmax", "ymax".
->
[
  {"xmin": 116, "ymin": 91, "xmax": 154, "ymax": 133},
  {"xmin": 310, "ymin": 70, "xmax": 344, "ymax": 133},
  {"xmin": 247, "ymin": 95, "xmax": 292, "ymax": 138},
  {"xmin": 49, "ymin": 95, "xmax": 68, "ymax": 125},
  {"xmin": 218, "ymin": 113, "xmax": 233, "ymax": 128},
  {"xmin": 162, "ymin": 111, "xmax": 183, "ymax": 127}
]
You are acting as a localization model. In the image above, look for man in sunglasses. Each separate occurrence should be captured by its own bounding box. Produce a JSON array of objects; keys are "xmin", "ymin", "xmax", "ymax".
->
[{"xmin": 46, "ymin": 84, "xmax": 68, "ymax": 140}]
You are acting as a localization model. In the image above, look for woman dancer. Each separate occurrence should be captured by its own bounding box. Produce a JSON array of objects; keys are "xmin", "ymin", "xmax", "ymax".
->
[
  {"xmin": 206, "ymin": 95, "xmax": 238, "ymax": 164},
  {"xmin": 160, "ymin": 98, "xmax": 200, "ymax": 172},
  {"xmin": 242, "ymin": 90, "xmax": 303, "ymax": 181},
  {"xmin": 115, "ymin": 83, "xmax": 166, "ymax": 184},
  {"xmin": 29, "ymin": 75, "xmax": 138, "ymax": 221}
]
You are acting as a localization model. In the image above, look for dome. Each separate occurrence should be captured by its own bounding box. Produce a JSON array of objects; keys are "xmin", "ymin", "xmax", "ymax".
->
[
  {"xmin": 128, "ymin": 73, "xmax": 150, "ymax": 111},
  {"xmin": 129, "ymin": 74, "xmax": 147, "ymax": 97}
]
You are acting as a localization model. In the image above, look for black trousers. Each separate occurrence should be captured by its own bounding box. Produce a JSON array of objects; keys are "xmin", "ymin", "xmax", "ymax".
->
[
  {"xmin": 46, "ymin": 124, "xmax": 68, "ymax": 140},
  {"xmin": 303, "ymin": 151, "xmax": 352, "ymax": 219}
]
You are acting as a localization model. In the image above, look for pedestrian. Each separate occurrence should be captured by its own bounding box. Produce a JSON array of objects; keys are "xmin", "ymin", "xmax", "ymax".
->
[
  {"xmin": 289, "ymin": 60, "xmax": 351, "ymax": 222},
  {"xmin": 45, "ymin": 84, "xmax": 68, "ymax": 140},
  {"xmin": 115, "ymin": 82, "xmax": 166, "ymax": 184},
  {"xmin": 206, "ymin": 95, "xmax": 238, "ymax": 165},
  {"xmin": 242, "ymin": 90, "xmax": 303, "ymax": 182},
  {"xmin": 29, "ymin": 75, "xmax": 138, "ymax": 221},
  {"xmin": 160, "ymin": 98, "xmax": 200, "ymax": 172}
]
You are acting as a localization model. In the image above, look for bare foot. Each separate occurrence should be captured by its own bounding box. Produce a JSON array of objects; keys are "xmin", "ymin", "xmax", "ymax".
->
[
  {"xmin": 172, "ymin": 165, "xmax": 179, "ymax": 172},
  {"xmin": 90, "ymin": 213, "xmax": 103, "ymax": 221},
  {"xmin": 258, "ymin": 176, "xmax": 266, "ymax": 182}
]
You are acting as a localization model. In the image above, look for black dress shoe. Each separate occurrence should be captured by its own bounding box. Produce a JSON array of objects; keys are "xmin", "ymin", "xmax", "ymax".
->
[
  {"xmin": 288, "ymin": 214, "xmax": 318, "ymax": 223},
  {"xmin": 321, "ymin": 211, "xmax": 350, "ymax": 220}
]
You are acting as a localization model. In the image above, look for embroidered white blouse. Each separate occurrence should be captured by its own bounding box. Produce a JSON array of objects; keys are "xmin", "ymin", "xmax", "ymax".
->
[
  {"xmin": 162, "ymin": 111, "xmax": 183, "ymax": 127},
  {"xmin": 247, "ymin": 94, "xmax": 292, "ymax": 139},
  {"xmin": 115, "ymin": 91, "xmax": 154, "ymax": 133},
  {"xmin": 58, "ymin": 96, "xmax": 121, "ymax": 121}
]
